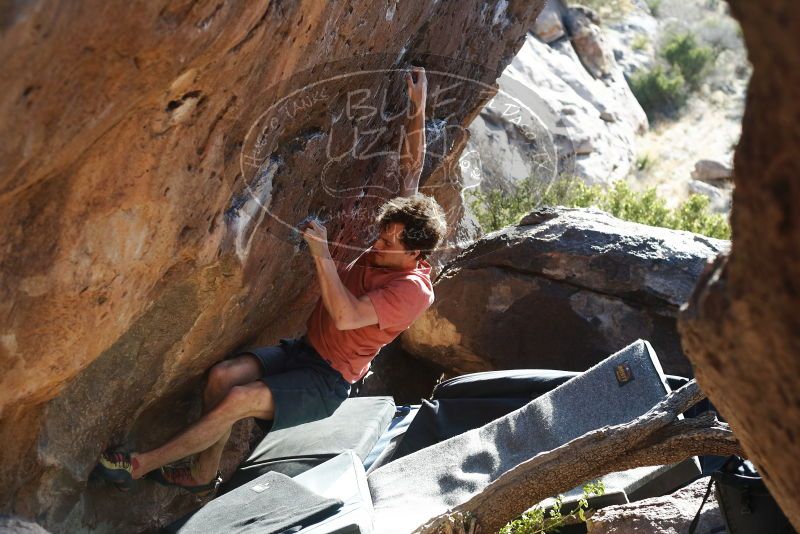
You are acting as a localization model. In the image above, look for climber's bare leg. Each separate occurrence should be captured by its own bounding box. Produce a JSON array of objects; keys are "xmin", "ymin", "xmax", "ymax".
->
[
  {"xmin": 131, "ymin": 379, "xmax": 273, "ymax": 480},
  {"xmin": 194, "ymin": 355, "xmax": 264, "ymax": 482}
]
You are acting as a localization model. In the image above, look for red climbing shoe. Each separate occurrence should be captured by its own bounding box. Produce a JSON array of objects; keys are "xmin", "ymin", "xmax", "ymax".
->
[{"xmin": 146, "ymin": 462, "xmax": 221, "ymax": 497}]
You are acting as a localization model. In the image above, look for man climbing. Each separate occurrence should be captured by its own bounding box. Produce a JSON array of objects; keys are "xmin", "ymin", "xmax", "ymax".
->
[{"xmin": 94, "ymin": 66, "xmax": 446, "ymax": 493}]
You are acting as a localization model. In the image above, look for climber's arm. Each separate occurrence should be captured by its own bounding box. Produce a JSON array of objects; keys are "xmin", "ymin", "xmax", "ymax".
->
[
  {"xmin": 316, "ymin": 256, "xmax": 378, "ymax": 330},
  {"xmin": 399, "ymin": 66, "xmax": 427, "ymax": 197},
  {"xmin": 302, "ymin": 219, "xmax": 379, "ymax": 330}
]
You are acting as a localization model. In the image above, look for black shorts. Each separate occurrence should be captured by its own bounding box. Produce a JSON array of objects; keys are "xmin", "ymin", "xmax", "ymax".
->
[{"xmin": 238, "ymin": 337, "xmax": 351, "ymax": 431}]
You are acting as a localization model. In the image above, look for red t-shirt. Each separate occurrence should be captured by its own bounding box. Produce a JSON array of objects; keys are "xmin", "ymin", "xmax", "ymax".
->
[{"xmin": 305, "ymin": 250, "xmax": 434, "ymax": 383}]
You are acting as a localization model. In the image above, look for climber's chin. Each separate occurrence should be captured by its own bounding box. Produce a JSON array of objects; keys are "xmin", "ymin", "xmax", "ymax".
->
[{"xmin": 367, "ymin": 249, "xmax": 386, "ymax": 266}]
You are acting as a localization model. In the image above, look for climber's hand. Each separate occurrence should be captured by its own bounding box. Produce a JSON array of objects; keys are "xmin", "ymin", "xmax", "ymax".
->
[
  {"xmin": 302, "ymin": 219, "xmax": 330, "ymax": 258},
  {"xmin": 405, "ymin": 66, "xmax": 427, "ymax": 108}
]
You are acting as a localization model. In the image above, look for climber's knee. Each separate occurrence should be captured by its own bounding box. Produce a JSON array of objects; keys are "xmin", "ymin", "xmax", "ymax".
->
[
  {"xmin": 213, "ymin": 382, "xmax": 274, "ymax": 422},
  {"xmin": 205, "ymin": 355, "xmax": 262, "ymax": 405}
]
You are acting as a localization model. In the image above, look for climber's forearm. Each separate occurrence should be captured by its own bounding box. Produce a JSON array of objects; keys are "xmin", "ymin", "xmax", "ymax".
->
[
  {"xmin": 400, "ymin": 98, "xmax": 425, "ymax": 197},
  {"xmin": 314, "ymin": 254, "xmax": 357, "ymax": 330}
]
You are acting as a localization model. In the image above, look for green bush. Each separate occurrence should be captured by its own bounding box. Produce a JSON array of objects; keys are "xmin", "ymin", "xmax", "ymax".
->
[
  {"xmin": 645, "ymin": 0, "xmax": 661, "ymax": 16},
  {"xmin": 669, "ymin": 193, "xmax": 731, "ymax": 237},
  {"xmin": 628, "ymin": 32, "xmax": 715, "ymax": 119},
  {"xmin": 500, "ymin": 481, "xmax": 605, "ymax": 534},
  {"xmin": 629, "ymin": 65, "xmax": 687, "ymax": 119},
  {"xmin": 635, "ymin": 152, "xmax": 656, "ymax": 171},
  {"xmin": 466, "ymin": 177, "xmax": 731, "ymax": 240},
  {"xmin": 464, "ymin": 175, "xmax": 570, "ymax": 232},
  {"xmin": 662, "ymin": 33, "xmax": 715, "ymax": 89},
  {"xmin": 631, "ymin": 34, "xmax": 650, "ymax": 52}
]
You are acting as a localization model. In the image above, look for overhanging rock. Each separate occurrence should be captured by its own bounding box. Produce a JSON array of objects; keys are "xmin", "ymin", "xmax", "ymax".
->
[{"xmin": 0, "ymin": 0, "xmax": 546, "ymax": 531}]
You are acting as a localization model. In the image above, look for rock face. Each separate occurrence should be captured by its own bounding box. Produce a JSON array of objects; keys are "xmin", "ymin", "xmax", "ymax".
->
[
  {"xmin": 679, "ymin": 0, "xmax": 800, "ymax": 529},
  {"xmin": 563, "ymin": 6, "xmax": 614, "ymax": 79},
  {"xmin": 0, "ymin": 1, "xmax": 546, "ymax": 532},
  {"xmin": 609, "ymin": 0, "xmax": 748, "ymax": 214},
  {"xmin": 531, "ymin": 0, "xmax": 566, "ymax": 44},
  {"xmin": 402, "ymin": 207, "xmax": 728, "ymax": 377},
  {"xmin": 0, "ymin": 516, "xmax": 52, "ymax": 534},
  {"xmin": 691, "ymin": 160, "xmax": 733, "ymax": 185},
  {"xmin": 586, "ymin": 477, "xmax": 724, "ymax": 534},
  {"xmin": 468, "ymin": 8, "xmax": 648, "ymax": 194},
  {"xmin": 601, "ymin": 2, "xmax": 658, "ymax": 77}
]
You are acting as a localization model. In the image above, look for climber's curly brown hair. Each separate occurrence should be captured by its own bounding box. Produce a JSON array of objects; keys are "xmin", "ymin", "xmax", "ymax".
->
[{"xmin": 375, "ymin": 194, "xmax": 447, "ymax": 260}]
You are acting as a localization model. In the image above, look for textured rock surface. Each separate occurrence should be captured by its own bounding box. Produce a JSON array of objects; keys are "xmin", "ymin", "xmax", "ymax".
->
[
  {"xmin": 467, "ymin": 23, "xmax": 647, "ymax": 193},
  {"xmin": 679, "ymin": 0, "xmax": 800, "ymax": 529},
  {"xmin": 0, "ymin": 1, "xmax": 545, "ymax": 531},
  {"xmin": 0, "ymin": 516, "xmax": 52, "ymax": 534},
  {"xmin": 531, "ymin": 0, "xmax": 566, "ymax": 44},
  {"xmin": 688, "ymin": 179, "xmax": 732, "ymax": 214},
  {"xmin": 601, "ymin": 2, "xmax": 658, "ymax": 77},
  {"xmin": 691, "ymin": 159, "xmax": 733, "ymax": 185},
  {"xmin": 402, "ymin": 207, "xmax": 728, "ymax": 377},
  {"xmin": 564, "ymin": 6, "xmax": 614, "ymax": 79},
  {"xmin": 689, "ymin": 160, "xmax": 734, "ymax": 213},
  {"xmin": 586, "ymin": 477, "xmax": 724, "ymax": 534}
]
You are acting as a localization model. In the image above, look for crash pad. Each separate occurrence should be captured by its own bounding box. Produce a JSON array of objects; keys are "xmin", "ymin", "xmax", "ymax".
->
[{"xmin": 367, "ymin": 339, "xmax": 676, "ymax": 533}]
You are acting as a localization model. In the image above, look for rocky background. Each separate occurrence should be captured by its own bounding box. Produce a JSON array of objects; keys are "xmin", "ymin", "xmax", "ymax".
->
[
  {"xmin": 586, "ymin": 477, "xmax": 724, "ymax": 533},
  {"xmin": 0, "ymin": 1, "xmax": 545, "ymax": 531},
  {"xmin": 466, "ymin": 0, "xmax": 747, "ymax": 213},
  {"xmin": 3, "ymin": 0, "xmax": 800, "ymax": 532},
  {"xmin": 402, "ymin": 207, "xmax": 728, "ymax": 379}
]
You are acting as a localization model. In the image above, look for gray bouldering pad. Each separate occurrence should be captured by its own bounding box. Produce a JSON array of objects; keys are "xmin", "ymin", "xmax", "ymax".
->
[
  {"xmin": 367, "ymin": 340, "xmax": 675, "ymax": 533},
  {"xmin": 179, "ymin": 470, "xmax": 342, "ymax": 534}
]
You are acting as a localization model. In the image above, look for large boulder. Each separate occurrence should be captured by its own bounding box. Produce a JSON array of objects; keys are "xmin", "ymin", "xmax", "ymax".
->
[
  {"xmin": 466, "ymin": 26, "xmax": 648, "ymax": 193},
  {"xmin": 586, "ymin": 477, "xmax": 724, "ymax": 534},
  {"xmin": 563, "ymin": 5, "xmax": 614, "ymax": 79},
  {"xmin": 0, "ymin": 0, "xmax": 546, "ymax": 531},
  {"xmin": 402, "ymin": 207, "xmax": 728, "ymax": 377},
  {"xmin": 679, "ymin": 0, "xmax": 800, "ymax": 528},
  {"xmin": 531, "ymin": 0, "xmax": 567, "ymax": 44},
  {"xmin": 691, "ymin": 159, "xmax": 733, "ymax": 185}
]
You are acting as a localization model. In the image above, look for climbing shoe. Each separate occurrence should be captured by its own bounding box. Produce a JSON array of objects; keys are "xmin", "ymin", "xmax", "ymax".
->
[
  {"xmin": 146, "ymin": 462, "xmax": 222, "ymax": 497},
  {"xmin": 93, "ymin": 450, "xmax": 137, "ymax": 492}
]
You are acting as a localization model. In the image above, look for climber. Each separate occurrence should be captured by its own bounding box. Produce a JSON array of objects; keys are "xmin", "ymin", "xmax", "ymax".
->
[{"xmin": 93, "ymin": 66, "xmax": 446, "ymax": 494}]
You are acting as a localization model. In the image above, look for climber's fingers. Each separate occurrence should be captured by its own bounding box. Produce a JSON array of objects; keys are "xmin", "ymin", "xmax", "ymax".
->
[
  {"xmin": 405, "ymin": 66, "xmax": 427, "ymax": 92},
  {"xmin": 302, "ymin": 219, "xmax": 327, "ymax": 241}
]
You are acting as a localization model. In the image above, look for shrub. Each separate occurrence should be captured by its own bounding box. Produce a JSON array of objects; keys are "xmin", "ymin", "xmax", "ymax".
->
[
  {"xmin": 598, "ymin": 181, "xmax": 673, "ymax": 228},
  {"xmin": 631, "ymin": 34, "xmax": 650, "ymax": 52},
  {"xmin": 627, "ymin": 31, "xmax": 716, "ymax": 119},
  {"xmin": 662, "ymin": 33, "xmax": 715, "ymax": 88},
  {"xmin": 500, "ymin": 481, "xmax": 605, "ymax": 534},
  {"xmin": 635, "ymin": 152, "xmax": 656, "ymax": 171},
  {"xmin": 645, "ymin": 0, "xmax": 661, "ymax": 16},
  {"xmin": 628, "ymin": 65, "xmax": 687, "ymax": 119},
  {"xmin": 669, "ymin": 193, "xmax": 730, "ymax": 237},
  {"xmin": 466, "ymin": 175, "xmax": 584, "ymax": 232},
  {"xmin": 466, "ymin": 177, "xmax": 731, "ymax": 239}
]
